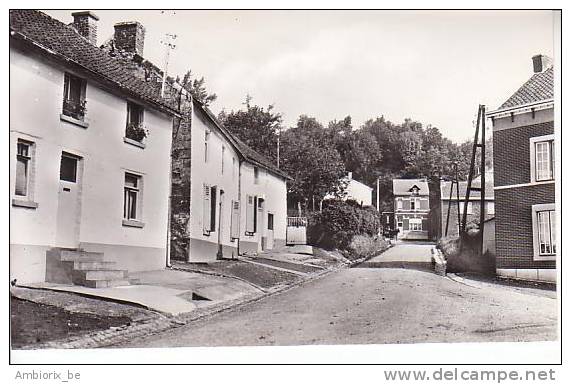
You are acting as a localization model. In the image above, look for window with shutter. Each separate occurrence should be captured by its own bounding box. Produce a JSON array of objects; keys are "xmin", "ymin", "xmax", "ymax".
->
[
  {"xmin": 231, "ymin": 200, "xmax": 240, "ymax": 240},
  {"xmin": 210, "ymin": 186, "xmax": 217, "ymax": 232},
  {"xmin": 203, "ymin": 184, "xmax": 211, "ymax": 235},
  {"xmin": 245, "ymin": 195, "xmax": 255, "ymax": 234}
]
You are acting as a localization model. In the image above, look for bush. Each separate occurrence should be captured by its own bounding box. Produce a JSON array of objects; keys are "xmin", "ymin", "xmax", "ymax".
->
[
  {"xmin": 308, "ymin": 199, "xmax": 380, "ymax": 250},
  {"xmin": 347, "ymin": 234, "xmax": 389, "ymax": 260}
]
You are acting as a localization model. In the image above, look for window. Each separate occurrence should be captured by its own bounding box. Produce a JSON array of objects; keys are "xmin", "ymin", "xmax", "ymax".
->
[
  {"xmin": 221, "ymin": 146, "xmax": 225, "ymax": 174},
  {"xmin": 254, "ymin": 167, "xmax": 260, "ymax": 184},
  {"xmin": 125, "ymin": 102, "xmax": 146, "ymax": 143},
  {"xmin": 397, "ymin": 198, "xmax": 403, "ymax": 210},
  {"xmin": 210, "ymin": 186, "xmax": 217, "ymax": 232},
  {"xmin": 535, "ymin": 141, "xmax": 554, "ymax": 181},
  {"xmin": 487, "ymin": 202, "xmax": 495, "ymax": 215},
  {"xmin": 245, "ymin": 195, "xmax": 255, "ymax": 234},
  {"xmin": 60, "ymin": 154, "xmax": 78, "ymax": 183},
  {"xmin": 124, "ymin": 173, "xmax": 141, "ymax": 221},
  {"xmin": 62, "ymin": 73, "xmax": 87, "ymax": 121},
  {"xmin": 230, "ymin": 200, "xmax": 240, "ymax": 240},
  {"xmin": 268, "ymin": 213, "xmax": 274, "ymax": 231},
  {"xmin": 410, "ymin": 198, "xmax": 416, "ymax": 211},
  {"xmin": 409, "ymin": 218, "xmax": 422, "ymax": 231},
  {"xmin": 15, "ymin": 141, "xmax": 31, "ymax": 196},
  {"xmin": 530, "ymin": 135, "xmax": 555, "ymax": 183},
  {"xmin": 532, "ymin": 204, "xmax": 556, "ymax": 260},
  {"xmin": 204, "ymin": 130, "xmax": 210, "ymax": 163}
]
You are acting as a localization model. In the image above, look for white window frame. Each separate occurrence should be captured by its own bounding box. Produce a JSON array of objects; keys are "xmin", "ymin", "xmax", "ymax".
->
[
  {"xmin": 396, "ymin": 198, "xmax": 403, "ymax": 210},
  {"xmin": 123, "ymin": 172, "xmax": 144, "ymax": 227},
  {"xmin": 530, "ymin": 134, "xmax": 555, "ymax": 183},
  {"xmin": 410, "ymin": 198, "xmax": 416, "ymax": 211},
  {"xmin": 531, "ymin": 203, "xmax": 556, "ymax": 261}
]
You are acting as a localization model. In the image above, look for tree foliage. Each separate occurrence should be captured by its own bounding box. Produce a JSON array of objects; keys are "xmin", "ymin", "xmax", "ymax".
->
[
  {"xmin": 176, "ymin": 70, "xmax": 217, "ymax": 107},
  {"xmin": 218, "ymin": 95, "xmax": 282, "ymax": 162}
]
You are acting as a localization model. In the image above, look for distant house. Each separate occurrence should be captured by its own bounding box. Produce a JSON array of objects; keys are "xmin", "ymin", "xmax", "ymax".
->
[
  {"xmin": 10, "ymin": 10, "xmax": 178, "ymax": 284},
  {"xmin": 486, "ymin": 55, "xmax": 556, "ymax": 283},
  {"xmin": 344, "ymin": 172, "xmax": 373, "ymax": 206},
  {"xmin": 440, "ymin": 172, "xmax": 495, "ymax": 238},
  {"xmin": 393, "ymin": 179, "xmax": 430, "ymax": 240}
]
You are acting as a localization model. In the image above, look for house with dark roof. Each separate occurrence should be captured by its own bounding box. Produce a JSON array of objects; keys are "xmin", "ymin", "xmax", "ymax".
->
[
  {"xmin": 392, "ymin": 178, "xmax": 430, "ymax": 240},
  {"xmin": 10, "ymin": 10, "xmax": 179, "ymax": 285},
  {"xmin": 486, "ymin": 55, "xmax": 556, "ymax": 283}
]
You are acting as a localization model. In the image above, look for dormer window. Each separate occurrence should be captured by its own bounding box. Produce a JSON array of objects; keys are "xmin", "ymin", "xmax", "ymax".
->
[
  {"xmin": 62, "ymin": 73, "xmax": 87, "ymax": 121},
  {"xmin": 125, "ymin": 102, "xmax": 146, "ymax": 143}
]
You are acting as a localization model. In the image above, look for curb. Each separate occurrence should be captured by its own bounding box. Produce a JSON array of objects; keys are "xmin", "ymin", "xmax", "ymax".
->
[{"xmin": 431, "ymin": 247, "xmax": 447, "ymax": 276}]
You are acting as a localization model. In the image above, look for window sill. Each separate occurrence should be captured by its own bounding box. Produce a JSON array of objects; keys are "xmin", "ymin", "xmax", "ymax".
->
[
  {"xmin": 533, "ymin": 254, "xmax": 556, "ymax": 262},
  {"xmin": 123, "ymin": 137, "xmax": 146, "ymax": 149},
  {"xmin": 122, "ymin": 219, "xmax": 145, "ymax": 228},
  {"xmin": 12, "ymin": 199, "xmax": 38, "ymax": 209},
  {"xmin": 60, "ymin": 114, "xmax": 89, "ymax": 128}
]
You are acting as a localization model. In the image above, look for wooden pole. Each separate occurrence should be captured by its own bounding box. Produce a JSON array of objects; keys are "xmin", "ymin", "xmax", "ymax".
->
[
  {"xmin": 479, "ymin": 105, "xmax": 486, "ymax": 256},
  {"xmin": 461, "ymin": 105, "xmax": 482, "ymax": 232}
]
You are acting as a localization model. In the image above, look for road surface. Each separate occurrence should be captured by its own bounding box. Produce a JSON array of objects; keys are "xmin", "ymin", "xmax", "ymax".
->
[{"xmin": 119, "ymin": 265, "xmax": 557, "ymax": 347}]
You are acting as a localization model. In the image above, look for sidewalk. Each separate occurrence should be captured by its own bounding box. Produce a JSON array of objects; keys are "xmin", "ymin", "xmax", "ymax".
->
[{"xmin": 12, "ymin": 245, "xmax": 344, "ymax": 349}]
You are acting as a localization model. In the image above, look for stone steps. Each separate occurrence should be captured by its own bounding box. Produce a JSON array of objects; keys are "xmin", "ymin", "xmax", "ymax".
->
[{"xmin": 46, "ymin": 248, "xmax": 130, "ymax": 288}]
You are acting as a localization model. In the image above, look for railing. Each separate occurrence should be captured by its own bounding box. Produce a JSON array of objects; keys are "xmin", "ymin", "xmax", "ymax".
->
[
  {"xmin": 62, "ymin": 98, "xmax": 87, "ymax": 121},
  {"xmin": 287, "ymin": 216, "xmax": 307, "ymax": 227}
]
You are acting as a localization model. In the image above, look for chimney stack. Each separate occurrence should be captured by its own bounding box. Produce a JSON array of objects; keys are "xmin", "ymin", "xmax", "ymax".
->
[
  {"xmin": 114, "ymin": 22, "xmax": 146, "ymax": 56},
  {"xmin": 348, "ymin": 171, "xmax": 353, "ymax": 180},
  {"xmin": 71, "ymin": 11, "xmax": 99, "ymax": 45},
  {"xmin": 532, "ymin": 54, "xmax": 552, "ymax": 73}
]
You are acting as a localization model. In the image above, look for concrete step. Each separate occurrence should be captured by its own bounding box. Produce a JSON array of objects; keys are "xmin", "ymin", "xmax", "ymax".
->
[
  {"xmin": 73, "ymin": 269, "xmax": 128, "ymax": 281},
  {"xmin": 82, "ymin": 279, "xmax": 131, "ymax": 288},
  {"xmin": 72, "ymin": 261, "xmax": 117, "ymax": 270},
  {"xmin": 59, "ymin": 250, "xmax": 105, "ymax": 262}
]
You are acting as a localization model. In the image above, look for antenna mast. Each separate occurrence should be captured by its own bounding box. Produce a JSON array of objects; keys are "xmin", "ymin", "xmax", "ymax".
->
[{"xmin": 160, "ymin": 33, "xmax": 177, "ymax": 98}]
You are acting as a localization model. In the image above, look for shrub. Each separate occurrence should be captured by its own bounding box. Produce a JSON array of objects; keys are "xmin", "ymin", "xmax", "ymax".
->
[
  {"xmin": 347, "ymin": 234, "xmax": 389, "ymax": 260},
  {"xmin": 308, "ymin": 199, "xmax": 380, "ymax": 250}
]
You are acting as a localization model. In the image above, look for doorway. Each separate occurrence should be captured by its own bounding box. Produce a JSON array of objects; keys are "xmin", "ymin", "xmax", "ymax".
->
[{"xmin": 55, "ymin": 152, "xmax": 82, "ymax": 248}]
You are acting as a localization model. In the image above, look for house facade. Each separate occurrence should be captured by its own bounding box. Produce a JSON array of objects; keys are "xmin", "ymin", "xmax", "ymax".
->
[
  {"xmin": 10, "ymin": 10, "xmax": 178, "ymax": 283},
  {"xmin": 440, "ymin": 173, "xmax": 495, "ymax": 238},
  {"xmin": 392, "ymin": 179, "xmax": 430, "ymax": 240},
  {"xmin": 170, "ymin": 96, "xmax": 290, "ymax": 263},
  {"xmin": 486, "ymin": 55, "xmax": 556, "ymax": 283}
]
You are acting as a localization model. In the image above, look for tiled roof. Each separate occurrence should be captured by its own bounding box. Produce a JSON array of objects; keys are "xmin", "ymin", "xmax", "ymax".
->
[
  {"xmin": 193, "ymin": 99, "xmax": 291, "ymax": 180},
  {"xmin": 392, "ymin": 179, "xmax": 429, "ymax": 195},
  {"xmin": 499, "ymin": 67, "xmax": 554, "ymax": 109},
  {"xmin": 11, "ymin": 9, "xmax": 290, "ymax": 180},
  {"xmin": 9, "ymin": 9, "xmax": 178, "ymax": 114}
]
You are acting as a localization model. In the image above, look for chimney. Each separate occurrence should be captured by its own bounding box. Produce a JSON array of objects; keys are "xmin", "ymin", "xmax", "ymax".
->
[
  {"xmin": 72, "ymin": 11, "xmax": 99, "ymax": 45},
  {"xmin": 532, "ymin": 54, "xmax": 552, "ymax": 73},
  {"xmin": 114, "ymin": 22, "xmax": 146, "ymax": 56},
  {"xmin": 348, "ymin": 171, "xmax": 353, "ymax": 180}
]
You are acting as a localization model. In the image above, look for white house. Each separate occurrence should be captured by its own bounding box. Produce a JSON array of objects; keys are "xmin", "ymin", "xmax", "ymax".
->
[
  {"xmin": 10, "ymin": 10, "xmax": 178, "ymax": 284},
  {"xmin": 170, "ymin": 94, "xmax": 290, "ymax": 262},
  {"xmin": 343, "ymin": 172, "xmax": 373, "ymax": 206}
]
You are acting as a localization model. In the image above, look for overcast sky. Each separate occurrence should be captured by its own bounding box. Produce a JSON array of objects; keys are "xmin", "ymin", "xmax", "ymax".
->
[{"xmin": 46, "ymin": 10, "xmax": 555, "ymax": 143}]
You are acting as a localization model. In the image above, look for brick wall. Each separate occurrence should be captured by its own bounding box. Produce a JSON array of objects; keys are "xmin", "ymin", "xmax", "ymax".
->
[
  {"xmin": 495, "ymin": 183, "xmax": 555, "ymax": 269},
  {"xmin": 170, "ymin": 93, "xmax": 193, "ymax": 261},
  {"xmin": 494, "ymin": 121, "xmax": 554, "ymax": 187}
]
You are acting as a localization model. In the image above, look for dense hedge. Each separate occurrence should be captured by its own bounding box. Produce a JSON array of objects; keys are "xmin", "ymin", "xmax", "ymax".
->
[{"xmin": 308, "ymin": 199, "xmax": 381, "ymax": 250}]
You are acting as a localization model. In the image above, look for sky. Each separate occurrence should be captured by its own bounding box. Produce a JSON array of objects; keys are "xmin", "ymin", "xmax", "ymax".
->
[{"xmin": 45, "ymin": 10, "xmax": 555, "ymax": 143}]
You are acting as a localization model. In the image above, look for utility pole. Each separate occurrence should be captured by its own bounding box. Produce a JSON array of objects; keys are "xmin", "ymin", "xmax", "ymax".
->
[
  {"xmin": 160, "ymin": 33, "xmax": 177, "ymax": 98},
  {"xmin": 277, "ymin": 126, "xmax": 281, "ymax": 168},
  {"xmin": 376, "ymin": 176, "xmax": 380, "ymax": 212}
]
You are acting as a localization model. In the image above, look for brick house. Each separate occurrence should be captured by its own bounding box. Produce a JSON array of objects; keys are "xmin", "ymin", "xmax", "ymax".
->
[
  {"xmin": 10, "ymin": 10, "xmax": 179, "ymax": 284},
  {"xmin": 486, "ymin": 55, "xmax": 556, "ymax": 283},
  {"xmin": 440, "ymin": 172, "xmax": 495, "ymax": 238},
  {"xmin": 392, "ymin": 179, "xmax": 430, "ymax": 240}
]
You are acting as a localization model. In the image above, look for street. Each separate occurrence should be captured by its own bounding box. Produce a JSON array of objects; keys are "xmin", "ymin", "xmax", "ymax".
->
[{"xmin": 118, "ymin": 249, "xmax": 557, "ymax": 348}]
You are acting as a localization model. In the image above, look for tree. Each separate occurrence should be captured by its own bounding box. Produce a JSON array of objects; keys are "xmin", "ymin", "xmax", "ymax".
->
[
  {"xmin": 176, "ymin": 70, "xmax": 217, "ymax": 107},
  {"xmin": 218, "ymin": 96, "xmax": 282, "ymax": 162},
  {"xmin": 280, "ymin": 115, "xmax": 347, "ymax": 211}
]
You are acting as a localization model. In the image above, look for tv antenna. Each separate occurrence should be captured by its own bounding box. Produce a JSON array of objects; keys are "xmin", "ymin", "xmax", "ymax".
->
[{"xmin": 160, "ymin": 33, "xmax": 177, "ymax": 98}]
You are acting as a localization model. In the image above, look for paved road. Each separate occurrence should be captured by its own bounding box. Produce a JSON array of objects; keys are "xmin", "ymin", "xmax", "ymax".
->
[{"xmin": 119, "ymin": 266, "xmax": 557, "ymax": 348}]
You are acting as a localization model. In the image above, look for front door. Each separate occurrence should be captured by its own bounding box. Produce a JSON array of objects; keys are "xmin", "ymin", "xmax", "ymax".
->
[{"xmin": 55, "ymin": 152, "xmax": 82, "ymax": 248}]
